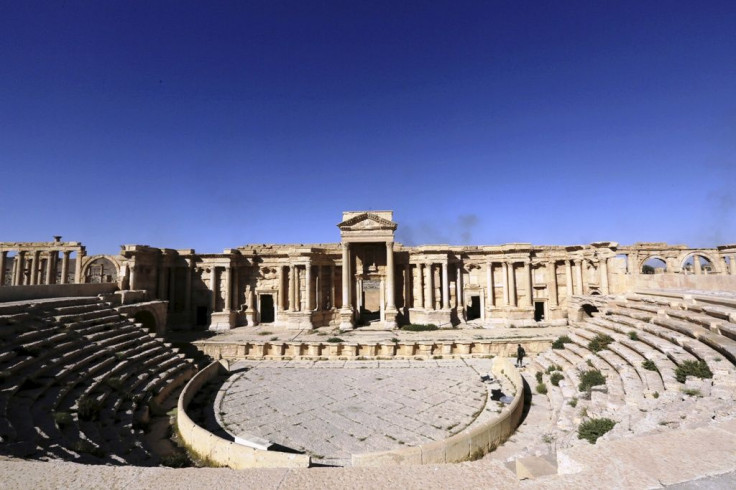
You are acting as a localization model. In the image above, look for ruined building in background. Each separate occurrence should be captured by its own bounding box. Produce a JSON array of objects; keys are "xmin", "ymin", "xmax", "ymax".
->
[{"xmin": 2, "ymin": 211, "xmax": 736, "ymax": 332}]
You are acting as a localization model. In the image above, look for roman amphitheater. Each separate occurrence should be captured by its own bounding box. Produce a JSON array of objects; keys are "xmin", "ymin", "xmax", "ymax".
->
[{"xmin": 2, "ymin": 211, "xmax": 736, "ymax": 488}]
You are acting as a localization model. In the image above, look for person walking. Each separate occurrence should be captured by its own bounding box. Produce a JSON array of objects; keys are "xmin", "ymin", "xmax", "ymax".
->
[{"xmin": 516, "ymin": 344, "xmax": 526, "ymax": 368}]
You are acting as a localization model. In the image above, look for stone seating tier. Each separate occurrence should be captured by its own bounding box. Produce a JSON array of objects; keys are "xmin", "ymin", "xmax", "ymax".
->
[{"xmin": 0, "ymin": 297, "xmax": 196, "ymax": 465}]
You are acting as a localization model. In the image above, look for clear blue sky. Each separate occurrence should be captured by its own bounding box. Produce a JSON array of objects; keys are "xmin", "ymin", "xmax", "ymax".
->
[{"xmin": 2, "ymin": 1, "xmax": 735, "ymax": 254}]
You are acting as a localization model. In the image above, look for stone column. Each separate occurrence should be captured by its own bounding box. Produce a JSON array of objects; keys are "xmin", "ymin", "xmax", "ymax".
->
[
  {"xmin": 547, "ymin": 261, "xmax": 558, "ymax": 307},
  {"xmin": 456, "ymin": 264, "xmax": 463, "ymax": 308},
  {"xmin": 185, "ymin": 259, "xmax": 193, "ymax": 320},
  {"xmin": 523, "ymin": 261, "xmax": 532, "ymax": 307},
  {"xmin": 129, "ymin": 264, "xmax": 137, "ymax": 290},
  {"xmin": 731, "ymin": 255, "xmax": 736, "ymax": 275},
  {"xmin": 277, "ymin": 266, "xmax": 285, "ymax": 311},
  {"xmin": 599, "ymin": 257, "xmax": 609, "ymax": 294},
  {"xmin": 330, "ymin": 265, "xmax": 336, "ymax": 309},
  {"xmin": 316, "ymin": 265, "xmax": 322, "ymax": 310},
  {"xmin": 486, "ymin": 261, "xmax": 494, "ymax": 307},
  {"xmin": 289, "ymin": 265, "xmax": 297, "ymax": 311},
  {"xmin": 61, "ymin": 251, "xmax": 70, "ymax": 285},
  {"xmin": 574, "ymin": 260, "xmax": 584, "ymax": 295},
  {"xmin": 0, "ymin": 251, "xmax": 6, "ymax": 286},
  {"xmin": 385, "ymin": 242, "xmax": 396, "ymax": 310},
  {"xmin": 502, "ymin": 262, "xmax": 509, "ymax": 306},
  {"xmin": 223, "ymin": 266, "xmax": 231, "ymax": 313},
  {"xmin": 508, "ymin": 262, "xmax": 517, "ymax": 307},
  {"xmin": 45, "ymin": 251, "xmax": 55, "ymax": 285},
  {"xmin": 74, "ymin": 250, "xmax": 83, "ymax": 284},
  {"xmin": 341, "ymin": 243, "xmax": 350, "ymax": 310},
  {"xmin": 693, "ymin": 254, "xmax": 702, "ymax": 275},
  {"xmin": 405, "ymin": 263, "xmax": 411, "ymax": 310},
  {"xmin": 565, "ymin": 260, "xmax": 573, "ymax": 298},
  {"xmin": 305, "ymin": 262, "xmax": 312, "ymax": 311},
  {"xmin": 416, "ymin": 264, "xmax": 424, "ymax": 308},
  {"xmin": 31, "ymin": 251, "xmax": 40, "ymax": 285},
  {"xmin": 210, "ymin": 267, "xmax": 218, "ymax": 311},
  {"xmin": 11, "ymin": 252, "xmax": 20, "ymax": 286},
  {"xmin": 425, "ymin": 263, "xmax": 433, "ymax": 310},
  {"xmin": 441, "ymin": 261, "xmax": 450, "ymax": 310}
]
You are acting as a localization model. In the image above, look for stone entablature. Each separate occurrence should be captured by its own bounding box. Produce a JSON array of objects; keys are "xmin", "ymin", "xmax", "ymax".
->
[{"xmin": 4, "ymin": 213, "xmax": 734, "ymax": 331}]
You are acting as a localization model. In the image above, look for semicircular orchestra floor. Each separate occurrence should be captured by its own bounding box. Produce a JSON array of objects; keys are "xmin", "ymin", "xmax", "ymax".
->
[{"xmin": 215, "ymin": 358, "xmax": 511, "ymax": 466}]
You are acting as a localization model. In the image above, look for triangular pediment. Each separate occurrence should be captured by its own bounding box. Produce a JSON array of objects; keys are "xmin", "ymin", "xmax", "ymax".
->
[{"xmin": 337, "ymin": 212, "xmax": 397, "ymax": 231}]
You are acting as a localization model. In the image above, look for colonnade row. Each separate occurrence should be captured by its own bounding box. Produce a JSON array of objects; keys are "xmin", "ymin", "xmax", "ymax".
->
[
  {"xmin": 405, "ymin": 257, "xmax": 608, "ymax": 311},
  {"xmin": 0, "ymin": 248, "xmax": 83, "ymax": 286}
]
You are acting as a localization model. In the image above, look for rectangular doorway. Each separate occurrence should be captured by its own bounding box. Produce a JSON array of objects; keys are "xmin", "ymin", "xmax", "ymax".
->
[
  {"xmin": 260, "ymin": 294, "xmax": 275, "ymax": 323},
  {"xmin": 534, "ymin": 301, "xmax": 545, "ymax": 322},
  {"xmin": 467, "ymin": 295, "xmax": 481, "ymax": 320},
  {"xmin": 196, "ymin": 306, "xmax": 208, "ymax": 327}
]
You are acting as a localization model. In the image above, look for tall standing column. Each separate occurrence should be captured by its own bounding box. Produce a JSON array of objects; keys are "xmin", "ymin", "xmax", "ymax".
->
[
  {"xmin": 565, "ymin": 260, "xmax": 573, "ymax": 298},
  {"xmin": 416, "ymin": 264, "xmax": 424, "ymax": 308},
  {"xmin": 305, "ymin": 262, "xmax": 312, "ymax": 311},
  {"xmin": 61, "ymin": 251, "xmax": 70, "ymax": 285},
  {"xmin": 502, "ymin": 262, "xmax": 509, "ymax": 306},
  {"xmin": 210, "ymin": 267, "xmax": 218, "ymax": 311},
  {"xmin": 45, "ymin": 251, "xmax": 55, "ymax": 284},
  {"xmin": 0, "ymin": 251, "xmax": 6, "ymax": 286},
  {"xmin": 425, "ymin": 263, "xmax": 434, "ymax": 310},
  {"xmin": 341, "ymin": 243, "xmax": 350, "ymax": 311},
  {"xmin": 456, "ymin": 264, "xmax": 463, "ymax": 308},
  {"xmin": 11, "ymin": 252, "xmax": 20, "ymax": 285},
  {"xmin": 731, "ymin": 255, "xmax": 736, "ymax": 275},
  {"xmin": 599, "ymin": 257, "xmax": 609, "ymax": 294},
  {"xmin": 385, "ymin": 242, "xmax": 396, "ymax": 310},
  {"xmin": 574, "ymin": 260, "xmax": 584, "ymax": 295},
  {"xmin": 523, "ymin": 261, "xmax": 533, "ymax": 307},
  {"xmin": 441, "ymin": 262, "xmax": 450, "ymax": 310},
  {"xmin": 185, "ymin": 259, "xmax": 193, "ymax": 320},
  {"xmin": 547, "ymin": 261, "xmax": 558, "ymax": 307},
  {"xmin": 486, "ymin": 261, "xmax": 494, "ymax": 308},
  {"xmin": 289, "ymin": 265, "xmax": 297, "ymax": 311},
  {"xmin": 74, "ymin": 250, "xmax": 83, "ymax": 284},
  {"xmin": 314, "ymin": 265, "xmax": 324, "ymax": 311},
  {"xmin": 223, "ymin": 266, "xmax": 231, "ymax": 312},
  {"xmin": 508, "ymin": 262, "xmax": 517, "ymax": 307},
  {"xmin": 31, "ymin": 251, "xmax": 40, "ymax": 285},
  {"xmin": 404, "ymin": 263, "xmax": 411, "ymax": 310},
  {"xmin": 330, "ymin": 265, "xmax": 336, "ymax": 308}
]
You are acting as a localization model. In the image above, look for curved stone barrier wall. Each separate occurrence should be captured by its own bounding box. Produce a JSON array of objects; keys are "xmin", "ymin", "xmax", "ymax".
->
[
  {"xmin": 195, "ymin": 339, "xmax": 551, "ymax": 361},
  {"xmin": 176, "ymin": 360, "xmax": 311, "ymax": 469},
  {"xmin": 352, "ymin": 357, "xmax": 524, "ymax": 466}
]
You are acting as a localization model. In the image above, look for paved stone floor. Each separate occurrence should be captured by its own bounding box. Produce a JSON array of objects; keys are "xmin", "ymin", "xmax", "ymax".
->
[{"xmin": 216, "ymin": 359, "xmax": 505, "ymax": 466}]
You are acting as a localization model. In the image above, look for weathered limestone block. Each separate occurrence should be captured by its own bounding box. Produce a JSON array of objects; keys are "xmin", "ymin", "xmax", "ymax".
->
[
  {"xmin": 379, "ymin": 342, "xmax": 396, "ymax": 357},
  {"xmin": 398, "ymin": 342, "xmax": 415, "ymax": 357},
  {"xmin": 342, "ymin": 343, "xmax": 358, "ymax": 358}
]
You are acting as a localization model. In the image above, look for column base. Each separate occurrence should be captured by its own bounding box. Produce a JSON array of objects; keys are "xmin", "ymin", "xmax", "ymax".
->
[
  {"xmin": 245, "ymin": 309, "xmax": 257, "ymax": 326},
  {"xmin": 209, "ymin": 311, "xmax": 237, "ymax": 331},
  {"xmin": 383, "ymin": 307, "xmax": 398, "ymax": 329},
  {"xmin": 338, "ymin": 307, "xmax": 354, "ymax": 331}
]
